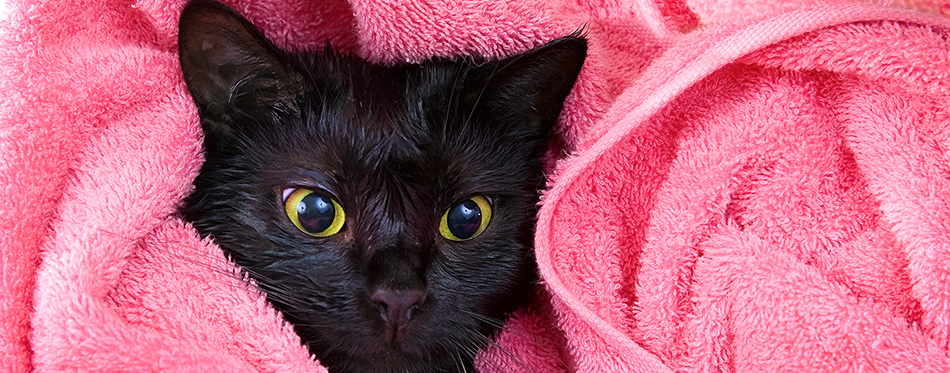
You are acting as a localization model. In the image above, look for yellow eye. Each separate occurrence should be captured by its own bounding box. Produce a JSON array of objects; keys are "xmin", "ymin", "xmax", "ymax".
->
[
  {"xmin": 283, "ymin": 188, "xmax": 345, "ymax": 237},
  {"xmin": 439, "ymin": 195, "xmax": 492, "ymax": 241}
]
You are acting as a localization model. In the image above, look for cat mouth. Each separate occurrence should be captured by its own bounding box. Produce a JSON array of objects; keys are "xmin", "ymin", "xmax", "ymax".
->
[
  {"xmin": 377, "ymin": 319, "xmax": 412, "ymax": 346},
  {"xmin": 376, "ymin": 306, "xmax": 425, "ymax": 346}
]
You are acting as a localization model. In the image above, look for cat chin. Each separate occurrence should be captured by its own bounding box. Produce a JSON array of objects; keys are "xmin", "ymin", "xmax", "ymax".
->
[
  {"xmin": 311, "ymin": 323, "xmax": 478, "ymax": 371},
  {"xmin": 316, "ymin": 344, "xmax": 475, "ymax": 373},
  {"xmin": 300, "ymin": 305, "xmax": 495, "ymax": 372}
]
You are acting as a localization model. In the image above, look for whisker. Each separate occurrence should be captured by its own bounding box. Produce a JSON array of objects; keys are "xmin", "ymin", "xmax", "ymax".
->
[
  {"xmin": 462, "ymin": 310, "xmax": 572, "ymax": 372},
  {"xmin": 86, "ymin": 218, "xmax": 558, "ymax": 372},
  {"xmin": 453, "ymin": 345, "xmax": 468, "ymax": 373},
  {"xmin": 461, "ymin": 326, "xmax": 534, "ymax": 373}
]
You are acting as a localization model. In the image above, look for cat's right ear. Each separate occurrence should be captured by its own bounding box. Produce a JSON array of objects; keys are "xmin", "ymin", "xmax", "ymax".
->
[{"xmin": 178, "ymin": 0, "xmax": 299, "ymax": 134}]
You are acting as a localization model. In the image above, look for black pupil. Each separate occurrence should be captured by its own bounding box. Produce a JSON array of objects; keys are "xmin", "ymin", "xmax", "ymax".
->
[
  {"xmin": 447, "ymin": 199, "xmax": 481, "ymax": 239},
  {"xmin": 296, "ymin": 193, "xmax": 335, "ymax": 233}
]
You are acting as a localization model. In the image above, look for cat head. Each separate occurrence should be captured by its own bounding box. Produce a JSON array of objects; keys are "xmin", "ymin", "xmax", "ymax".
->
[{"xmin": 178, "ymin": 1, "xmax": 586, "ymax": 372}]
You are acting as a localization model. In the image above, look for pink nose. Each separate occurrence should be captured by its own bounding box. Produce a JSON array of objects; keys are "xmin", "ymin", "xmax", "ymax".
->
[{"xmin": 370, "ymin": 288, "xmax": 426, "ymax": 330}]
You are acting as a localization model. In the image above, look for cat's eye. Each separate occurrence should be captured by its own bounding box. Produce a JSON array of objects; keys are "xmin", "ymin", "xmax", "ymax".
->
[
  {"xmin": 283, "ymin": 188, "xmax": 345, "ymax": 237},
  {"xmin": 439, "ymin": 196, "xmax": 492, "ymax": 241}
]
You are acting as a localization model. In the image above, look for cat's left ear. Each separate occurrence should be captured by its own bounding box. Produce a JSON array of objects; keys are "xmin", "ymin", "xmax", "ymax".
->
[
  {"xmin": 474, "ymin": 36, "xmax": 587, "ymax": 134},
  {"xmin": 178, "ymin": 0, "xmax": 300, "ymax": 123}
]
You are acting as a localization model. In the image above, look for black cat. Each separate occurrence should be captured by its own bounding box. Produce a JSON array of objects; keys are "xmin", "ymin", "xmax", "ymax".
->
[{"xmin": 178, "ymin": 1, "xmax": 585, "ymax": 372}]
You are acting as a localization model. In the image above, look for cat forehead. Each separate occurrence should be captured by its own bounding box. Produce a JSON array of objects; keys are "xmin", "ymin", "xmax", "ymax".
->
[
  {"xmin": 302, "ymin": 53, "xmax": 465, "ymax": 106},
  {"xmin": 251, "ymin": 53, "xmax": 540, "ymax": 188},
  {"xmin": 293, "ymin": 59, "xmax": 482, "ymax": 147}
]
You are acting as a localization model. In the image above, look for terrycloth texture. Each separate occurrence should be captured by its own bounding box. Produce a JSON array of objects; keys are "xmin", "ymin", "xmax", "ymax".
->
[
  {"xmin": 688, "ymin": 0, "xmax": 950, "ymax": 24},
  {"xmin": 537, "ymin": 3, "xmax": 950, "ymax": 372},
  {"xmin": 2, "ymin": 0, "xmax": 950, "ymax": 373}
]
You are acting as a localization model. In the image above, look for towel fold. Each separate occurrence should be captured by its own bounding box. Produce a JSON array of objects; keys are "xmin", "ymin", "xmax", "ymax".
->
[
  {"xmin": 536, "ymin": 4, "xmax": 950, "ymax": 371},
  {"xmin": 2, "ymin": 0, "xmax": 948, "ymax": 371}
]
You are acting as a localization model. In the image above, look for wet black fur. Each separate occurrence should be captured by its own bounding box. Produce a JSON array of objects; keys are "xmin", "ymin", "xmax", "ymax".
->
[{"xmin": 178, "ymin": 1, "xmax": 586, "ymax": 372}]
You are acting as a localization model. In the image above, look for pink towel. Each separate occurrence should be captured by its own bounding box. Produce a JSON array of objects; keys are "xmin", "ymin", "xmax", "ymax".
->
[
  {"xmin": 2, "ymin": 0, "xmax": 949, "ymax": 372},
  {"xmin": 537, "ymin": 3, "xmax": 950, "ymax": 372}
]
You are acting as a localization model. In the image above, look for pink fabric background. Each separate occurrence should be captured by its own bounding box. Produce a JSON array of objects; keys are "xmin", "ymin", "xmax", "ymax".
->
[{"xmin": 2, "ymin": 0, "xmax": 949, "ymax": 371}]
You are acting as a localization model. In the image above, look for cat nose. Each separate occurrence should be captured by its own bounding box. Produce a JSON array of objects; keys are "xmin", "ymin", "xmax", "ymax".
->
[{"xmin": 370, "ymin": 288, "xmax": 426, "ymax": 330}]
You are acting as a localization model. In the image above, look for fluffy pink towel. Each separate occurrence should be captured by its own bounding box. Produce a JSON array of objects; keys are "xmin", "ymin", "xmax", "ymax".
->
[
  {"xmin": 2, "ymin": 0, "xmax": 949, "ymax": 372},
  {"xmin": 537, "ymin": 3, "xmax": 950, "ymax": 372}
]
